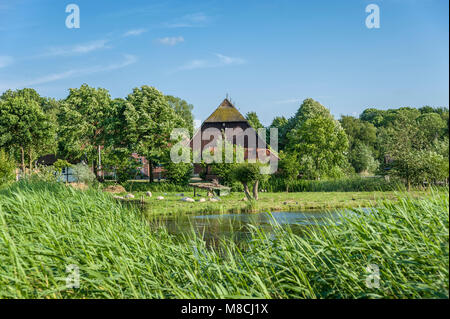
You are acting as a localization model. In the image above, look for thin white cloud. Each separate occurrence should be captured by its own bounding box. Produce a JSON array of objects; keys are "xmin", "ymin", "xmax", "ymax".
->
[
  {"xmin": 215, "ymin": 54, "xmax": 245, "ymax": 65},
  {"xmin": 0, "ymin": 56, "xmax": 13, "ymax": 68},
  {"xmin": 176, "ymin": 53, "xmax": 245, "ymax": 72},
  {"xmin": 164, "ymin": 12, "xmax": 209, "ymax": 28},
  {"xmin": 0, "ymin": 54, "xmax": 137, "ymax": 90},
  {"xmin": 44, "ymin": 40, "xmax": 110, "ymax": 57},
  {"xmin": 123, "ymin": 29, "xmax": 147, "ymax": 37},
  {"xmin": 158, "ymin": 36, "xmax": 184, "ymax": 46}
]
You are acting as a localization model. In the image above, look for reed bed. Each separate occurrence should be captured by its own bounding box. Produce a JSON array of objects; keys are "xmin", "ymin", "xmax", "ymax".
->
[{"xmin": 0, "ymin": 181, "xmax": 448, "ymax": 298}]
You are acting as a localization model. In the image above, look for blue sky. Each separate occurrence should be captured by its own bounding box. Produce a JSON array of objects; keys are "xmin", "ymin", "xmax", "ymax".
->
[{"xmin": 0, "ymin": 0, "xmax": 448, "ymax": 126}]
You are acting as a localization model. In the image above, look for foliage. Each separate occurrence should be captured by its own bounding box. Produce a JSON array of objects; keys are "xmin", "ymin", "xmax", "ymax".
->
[
  {"xmin": 283, "ymin": 99, "xmax": 350, "ymax": 179},
  {"xmin": 112, "ymin": 180, "xmax": 192, "ymax": 193},
  {"xmin": 71, "ymin": 163, "xmax": 96, "ymax": 184},
  {"xmin": 245, "ymin": 111, "xmax": 264, "ymax": 130},
  {"xmin": 164, "ymin": 162, "xmax": 192, "ymax": 185},
  {"xmin": 0, "ymin": 149, "xmax": 15, "ymax": 185},
  {"xmin": 53, "ymin": 159, "xmax": 71, "ymax": 174},
  {"xmin": 0, "ymin": 89, "xmax": 55, "ymax": 171},
  {"xmin": 27, "ymin": 165, "xmax": 58, "ymax": 183},
  {"xmin": 340, "ymin": 115, "xmax": 378, "ymax": 172},
  {"xmin": 350, "ymin": 142, "xmax": 379, "ymax": 174},
  {"xmin": 165, "ymin": 95, "xmax": 194, "ymax": 134},
  {"xmin": 231, "ymin": 162, "xmax": 269, "ymax": 200},
  {"xmin": 261, "ymin": 176, "xmax": 403, "ymax": 192},
  {"xmin": 210, "ymin": 161, "xmax": 238, "ymax": 186},
  {"xmin": 278, "ymin": 151, "xmax": 300, "ymax": 192},
  {"xmin": 340, "ymin": 115, "xmax": 377, "ymax": 148},
  {"xmin": 287, "ymin": 112, "xmax": 349, "ymax": 179},
  {"xmin": 0, "ymin": 180, "xmax": 447, "ymax": 298},
  {"xmin": 100, "ymin": 148, "xmax": 142, "ymax": 184},
  {"xmin": 269, "ymin": 116, "xmax": 289, "ymax": 150},
  {"xmin": 121, "ymin": 86, "xmax": 184, "ymax": 179},
  {"xmin": 378, "ymin": 110, "xmax": 449, "ymax": 189},
  {"xmin": 57, "ymin": 84, "xmax": 111, "ymax": 171},
  {"xmin": 416, "ymin": 112, "xmax": 447, "ymax": 146}
]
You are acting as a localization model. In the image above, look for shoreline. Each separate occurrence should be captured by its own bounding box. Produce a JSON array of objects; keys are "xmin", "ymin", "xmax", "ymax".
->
[{"xmin": 114, "ymin": 190, "xmax": 433, "ymax": 216}]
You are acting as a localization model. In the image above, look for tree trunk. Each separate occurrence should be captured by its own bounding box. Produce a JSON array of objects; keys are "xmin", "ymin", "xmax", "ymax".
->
[
  {"xmin": 97, "ymin": 145, "xmax": 103, "ymax": 182},
  {"xmin": 243, "ymin": 182, "xmax": 252, "ymax": 200},
  {"xmin": 93, "ymin": 159, "xmax": 98, "ymax": 178},
  {"xmin": 29, "ymin": 148, "xmax": 32, "ymax": 173},
  {"xmin": 252, "ymin": 180, "xmax": 259, "ymax": 200},
  {"xmin": 21, "ymin": 147, "xmax": 25, "ymax": 176},
  {"xmin": 148, "ymin": 161, "xmax": 153, "ymax": 183}
]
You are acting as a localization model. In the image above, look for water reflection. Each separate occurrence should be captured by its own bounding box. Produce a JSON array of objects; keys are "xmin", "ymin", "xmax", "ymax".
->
[{"xmin": 149, "ymin": 209, "xmax": 366, "ymax": 248}]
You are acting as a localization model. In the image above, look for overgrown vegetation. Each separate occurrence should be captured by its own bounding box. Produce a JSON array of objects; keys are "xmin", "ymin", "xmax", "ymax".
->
[
  {"xmin": 0, "ymin": 181, "xmax": 447, "ymax": 298},
  {"xmin": 260, "ymin": 176, "xmax": 404, "ymax": 193},
  {"xmin": 0, "ymin": 149, "xmax": 15, "ymax": 186},
  {"xmin": 1, "ymin": 87, "xmax": 448, "ymax": 194}
]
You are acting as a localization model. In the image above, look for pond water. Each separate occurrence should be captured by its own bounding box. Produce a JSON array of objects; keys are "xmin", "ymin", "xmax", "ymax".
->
[{"xmin": 149, "ymin": 209, "xmax": 366, "ymax": 247}]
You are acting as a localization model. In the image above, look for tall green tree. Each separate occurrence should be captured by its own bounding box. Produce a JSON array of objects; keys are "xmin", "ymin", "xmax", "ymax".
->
[
  {"xmin": 340, "ymin": 116, "xmax": 377, "ymax": 149},
  {"xmin": 269, "ymin": 116, "xmax": 288, "ymax": 150},
  {"xmin": 340, "ymin": 115, "xmax": 378, "ymax": 173},
  {"xmin": 58, "ymin": 84, "xmax": 112, "ymax": 176},
  {"xmin": 245, "ymin": 111, "xmax": 264, "ymax": 130},
  {"xmin": 165, "ymin": 95, "xmax": 194, "ymax": 134},
  {"xmin": 377, "ymin": 111, "xmax": 443, "ymax": 189},
  {"xmin": 349, "ymin": 142, "xmax": 379, "ymax": 174},
  {"xmin": 278, "ymin": 151, "xmax": 300, "ymax": 192},
  {"xmin": 360, "ymin": 108, "xmax": 385, "ymax": 127},
  {"xmin": 416, "ymin": 112, "xmax": 447, "ymax": 146},
  {"xmin": 122, "ymin": 86, "xmax": 183, "ymax": 182},
  {"xmin": 0, "ymin": 89, "xmax": 54, "ymax": 173},
  {"xmin": 286, "ymin": 99, "xmax": 349, "ymax": 179}
]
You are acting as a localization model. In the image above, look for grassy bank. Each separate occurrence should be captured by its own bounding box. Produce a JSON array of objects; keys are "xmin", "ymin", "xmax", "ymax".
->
[
  {"xmin": 0, "ymin": 180, "xmax": 448, "ymax": 298},
  {"xmin": 104, "ymin": 176, "xmax": 417, "ymax": 194},
  {"xmin": 115, "ymin": 189, "xmax": 432, "ymax": 216}
]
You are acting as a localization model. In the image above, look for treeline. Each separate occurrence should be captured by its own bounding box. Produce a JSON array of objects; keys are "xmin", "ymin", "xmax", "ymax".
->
[
  {"xmin": 0, "ymin": 85, "xmax": 449, "ymax": 191},
  {"xmin": 0, "ymin": 84, "xmax": 195, "ymax": 184},
  {"xmin": 243, "ymin": 98, "xmax": 448, "ymax": 190}
]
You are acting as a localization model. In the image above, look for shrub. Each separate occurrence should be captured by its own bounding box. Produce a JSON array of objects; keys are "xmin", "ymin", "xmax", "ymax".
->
[
  {"xmin": 261, "ymin": 176, "xmax": 404, "ymax": 192},
  {"xmin": 72, "ymin": 163, "xmax": 96, "ymax": 184},
  {"xmin": 53, "ymin": 159, "xmax": 71, "ymax": 174},
  {"xmin": 103, "ymin": 180, "xmax": 192, "ymax": 193},
  {"xmin": 164, "ymin": 162, "xmax": 192, "ymax": 185},
  {"xmin": 29, "ymin": 165, "xmax": 58, "ymax": 183},
  {"xmin": 0, "ymin": 149, "xmax": 15, "ymax": 185}
]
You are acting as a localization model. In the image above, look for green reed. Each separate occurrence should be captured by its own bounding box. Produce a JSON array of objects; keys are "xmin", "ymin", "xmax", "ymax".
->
[{"xmin": 0, "ymin": 180, "xmax": 447, "ymax": 298}]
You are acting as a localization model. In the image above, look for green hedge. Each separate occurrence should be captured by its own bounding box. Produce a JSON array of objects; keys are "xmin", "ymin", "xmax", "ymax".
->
[
  {"xmin": 103, "ymin": 180, "xmax": 192, "ymax": 192},
  {"xmin": 260, "ymin": 176, "xmax": 405, "ymax": 192}
]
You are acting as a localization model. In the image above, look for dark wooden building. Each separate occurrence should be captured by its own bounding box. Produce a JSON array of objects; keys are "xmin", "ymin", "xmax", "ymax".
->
[{"xmin": 191, "ymin": 98, "xmax": 278, "ymax": 178}]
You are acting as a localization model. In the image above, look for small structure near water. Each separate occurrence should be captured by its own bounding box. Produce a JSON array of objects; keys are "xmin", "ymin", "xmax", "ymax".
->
[{"xmin": 189, "ymin": 182, "xmax": 230, "ymax": 197}]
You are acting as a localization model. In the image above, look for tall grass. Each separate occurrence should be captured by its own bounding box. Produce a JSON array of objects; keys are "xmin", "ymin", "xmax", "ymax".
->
[
  {"xmin": 103, "ymin": 180, "xmax": 192, "ymax": 193},
  {"xmin": 0, "ymin": 180, "xmax": 448, "ymax": 298},
  {"xmin": 104, "ymin": 176, "xmax": 406, "ymax": 193},
  {"xmin": 261, "ymin": 176, "xmax": 405, "ymax": 192}
]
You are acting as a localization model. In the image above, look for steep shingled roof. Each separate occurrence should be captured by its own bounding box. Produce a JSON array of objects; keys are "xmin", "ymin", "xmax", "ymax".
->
[{"xmin": 204, "ymin": 98, "xmax": 247, "ymax": 123}]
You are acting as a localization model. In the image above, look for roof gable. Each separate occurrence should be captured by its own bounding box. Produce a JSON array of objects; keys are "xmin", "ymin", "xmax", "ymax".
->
[{"xmin": 204, "ymin": 98, "xmax": 247, "ymax": 123}]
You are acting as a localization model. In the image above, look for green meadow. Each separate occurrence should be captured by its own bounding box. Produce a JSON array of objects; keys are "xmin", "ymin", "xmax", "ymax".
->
[{"xmin": 119, "ymin": 188, "xmax": 432, "ymax": 216}]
